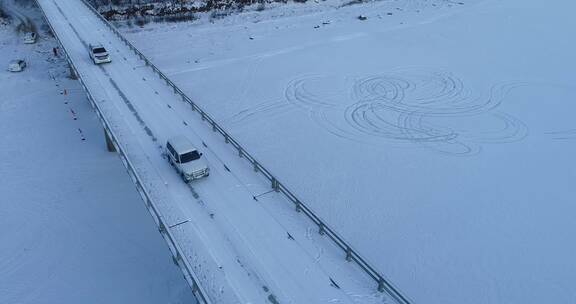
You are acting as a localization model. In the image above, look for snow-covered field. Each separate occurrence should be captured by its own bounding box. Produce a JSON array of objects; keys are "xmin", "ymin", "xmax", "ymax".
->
[
  {"xmin": 123, "ymin": 0, "xmax": 576, "ymax": 303},
  {"xmin": 0, "ymin": 3, "xmax": 195, "ymax": 303}
]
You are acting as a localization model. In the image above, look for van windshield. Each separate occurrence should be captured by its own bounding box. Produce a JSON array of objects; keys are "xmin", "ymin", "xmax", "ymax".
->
[
  {"xmin": 93, "ymin": 47, "xmax": 106, "ymax": 54},
  {"xmin": 180, "ymin": 151, "xmax": 200, "ymax": 163}
]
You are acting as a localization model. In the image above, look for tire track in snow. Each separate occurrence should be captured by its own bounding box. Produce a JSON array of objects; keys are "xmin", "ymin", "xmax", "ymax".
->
[
  {"xmin": 280, "ymin": 68, "xmax": 529, "ymax": 155},
  {"xmin": 224, "ymin": 99, "xmax": 291, "ymax": 126},
  {"xmin": 1, "ymin": 0, "xmax": 36, "ymax": 33},
  {"xmin": 51, "ymin": 0, "xmax": 158, "ymax": 142},
  {"xmin": 546, "ymin": 129, "xmax": 576, "ymax": 140}
]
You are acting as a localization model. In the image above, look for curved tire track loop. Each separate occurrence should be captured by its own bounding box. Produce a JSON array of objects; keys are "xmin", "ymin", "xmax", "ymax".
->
[
  {"xmin": 1, "ymin": 0, "xmax": 36, "ymax": 33},
  {"xmin": 279, "ymin": 68, "xmax": 528, "ymax": 155}
]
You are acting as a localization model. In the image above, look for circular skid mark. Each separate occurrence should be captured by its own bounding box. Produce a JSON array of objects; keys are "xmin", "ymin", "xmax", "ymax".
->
[
  {"xmin": 452, "ymin": 112, "xmax": 529, "ymax": 144},
  {"xmin": 224, "ymin": 74, "xmax": 348, "ymax": 127},
  {"xmin": 285, "ymin": 74, "xmax": 349, "ymax": 111},
  {"xmin": 351, "ymin": 75, "xmax": 410, "ymax": 105},
  {"xmin": 282, "ymin": 69, "xmax": 530, "ymax": 155}
]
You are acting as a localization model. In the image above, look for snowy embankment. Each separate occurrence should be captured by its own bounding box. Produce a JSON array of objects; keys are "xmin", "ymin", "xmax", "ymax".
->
[
  {"xmin": 122, "ymin": 0, "xmax": 576, "ymax": 303},
  {"xmin": 0, "ymin": 3, "xmax": 195, "ymax": 304}
]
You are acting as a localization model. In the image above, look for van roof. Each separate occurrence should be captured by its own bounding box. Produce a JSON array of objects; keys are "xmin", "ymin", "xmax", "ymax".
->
[{"xmin": 167, "ymin": 136, "xmax": 197, "ymax": 154}]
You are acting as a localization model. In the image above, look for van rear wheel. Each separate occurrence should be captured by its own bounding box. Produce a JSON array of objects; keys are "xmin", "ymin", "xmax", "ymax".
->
[{"xmin": 180, "ymin": 172, "xmax": 189, "ymax": 183}]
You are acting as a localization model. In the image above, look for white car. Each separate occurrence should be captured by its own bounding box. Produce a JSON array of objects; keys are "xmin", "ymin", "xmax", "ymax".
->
[
  {"xmin": 88, "ymin": 43, "xmax": 111, "ymax": 64},
  {"xmin": 23, "ymin": 32, "xmax": 37, "ymax": 44},
  {"xmin": 166, "ymin": 136, "xmax": 209, "ymax": 182},
  {"xmin": 7, "ymin": 59, "xmax": 26, "ymax": 72}
]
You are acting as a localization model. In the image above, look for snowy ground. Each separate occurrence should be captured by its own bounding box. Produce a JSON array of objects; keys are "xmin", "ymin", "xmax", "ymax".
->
[
  {"xmin": 0, "ymin": 3, "xmax": 195, "ymax": 303},
  {"xmin": 123, "ymin": 0, "xmax": 576, "ymax": 303}
]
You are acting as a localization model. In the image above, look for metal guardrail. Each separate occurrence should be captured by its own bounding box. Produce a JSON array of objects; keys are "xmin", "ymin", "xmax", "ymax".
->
[
  {"xmin": 79, "ymin": 1, "xmax": 413, "ymax": 304},
  {"xmin": 33, "ymin": 1, "xmax": 211, "ymax": 303}
]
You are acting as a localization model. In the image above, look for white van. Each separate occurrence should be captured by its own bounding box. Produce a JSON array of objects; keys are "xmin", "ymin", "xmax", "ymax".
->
[
  {"xmin": 88, "ymin": 43, "xmax": 111, "ymax": 64},
  {"xmin": 166, "ymin": 136, "xmax": 209, "ymax": 182},
  {"xmin": 7, "ymin": 59, "xmax": 26, "ymax": 72}
]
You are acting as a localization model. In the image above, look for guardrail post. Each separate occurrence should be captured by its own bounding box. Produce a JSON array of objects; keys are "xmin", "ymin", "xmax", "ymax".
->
[
  {"xmin": 345, "ymin": 246, "xmax": 352, "ymax": 262},
  {"xmin": 104, "ymin": 129, "xmax": 116, "ymax": 152},
  {"xmin": 225, "ymin": 135, "xmax": 229, "ymax": 144},
  {"xmin": 68, "ymin": 64, "xmax": 77, "ymax": 80},
  {"xmin": 271, "ymin": 178, "xmax": 279, "ymax": 192},
  {"xmin": 377, "ymin": 278, "xmax": 385, "ymax": 293},
  {"xmin": 318, "ymin": 223, "xmax": 325, "ymax": 235}
]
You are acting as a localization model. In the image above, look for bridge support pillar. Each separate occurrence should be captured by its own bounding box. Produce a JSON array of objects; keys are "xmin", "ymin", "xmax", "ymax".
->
[{"xmin": 104, "ymin": 129, "xmax": 116, "ymax": 152}]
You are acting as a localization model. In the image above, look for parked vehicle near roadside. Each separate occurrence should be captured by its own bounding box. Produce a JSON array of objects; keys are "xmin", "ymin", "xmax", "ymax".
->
[
  {"xmin": 23, "ymin": 32, "xmax": 37, "ymax": 44},
  {"xmin": 7, "ymin": 59, "xmax": 26, "ymax": 72}
]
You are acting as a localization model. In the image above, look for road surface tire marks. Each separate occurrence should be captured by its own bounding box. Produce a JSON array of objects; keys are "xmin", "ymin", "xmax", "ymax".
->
[{"xmin": 50, "ymin": 0, "xmax": 160, "ymax": 143}]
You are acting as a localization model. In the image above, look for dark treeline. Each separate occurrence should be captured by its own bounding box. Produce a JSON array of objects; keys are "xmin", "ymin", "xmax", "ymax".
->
[{"xmin": 86, "ymin": 0, "xmax": 303, "ymax": 21}]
